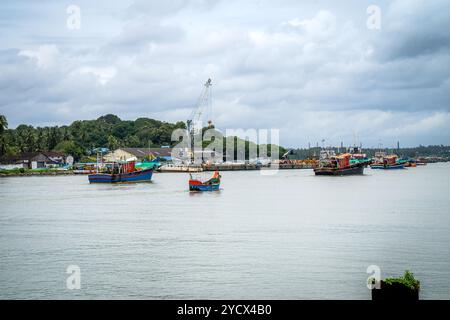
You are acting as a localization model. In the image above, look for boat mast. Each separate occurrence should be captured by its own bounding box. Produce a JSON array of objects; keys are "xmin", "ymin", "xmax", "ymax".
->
[{"xmin": 95, "ymin": 149, "xmax": 103, "ymax": 173}]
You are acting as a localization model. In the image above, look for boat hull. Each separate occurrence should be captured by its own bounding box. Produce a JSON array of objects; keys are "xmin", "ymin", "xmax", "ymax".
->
[
  {"xmin": 189, "ymin": 183, "xmax": 220, "ymax": 191},
  {"xmin": 314, "ymin": 165, "xmax": 364, "ymax": 176},
  {"xmin": 88, "ymin": 168, "xmax": 153, "ymax": 183},
  {"xmin": 189, "ymin": 178, "xmax": 220, "ymax": 191},
  {"xmin": 370, "ymin": 163, "xmax": 405, "ymax": 170}
]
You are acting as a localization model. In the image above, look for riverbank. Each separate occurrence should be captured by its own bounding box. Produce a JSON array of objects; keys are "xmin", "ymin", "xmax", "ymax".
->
[
  {"xmin": 0, "ymin": 164, "xmax": 316, "ymax": 177},
  {"xmin": 0, "ymin": 169, "xmax": 76, "ymax": 177}
]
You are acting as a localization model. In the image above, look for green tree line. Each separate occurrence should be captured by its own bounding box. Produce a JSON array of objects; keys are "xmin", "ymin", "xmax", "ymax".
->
[
  {"xmin": 0, "ymin": 114, "xmax": 186, "ymax": 160},
  {"xmin": 0, "ymin": 114, "xmax": 287, "ymax": 161},
  {"xmin": 287, "ymin": 145, "xmax": 450, "ymax": 160}
]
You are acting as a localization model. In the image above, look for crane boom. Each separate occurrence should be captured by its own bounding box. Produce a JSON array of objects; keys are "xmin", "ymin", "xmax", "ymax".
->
[
  {"xmin": 187, "ymin": 78, "xmax": 212, "ymax": 135},
  {"xmin": 187, "ymin": 78, "xmax": 213, "ymax": 164}
]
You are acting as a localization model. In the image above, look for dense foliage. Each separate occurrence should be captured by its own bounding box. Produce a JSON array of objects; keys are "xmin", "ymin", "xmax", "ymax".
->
[
  {"xmin": 384, "ymin": 270, "xmax": 420, "ymax": 290},
  {"xmin": 0, "ymin": 114, "xmax": 286, "ymax": 161},
  {"xmin": 0, "ymin": 114, "xmax": 186, "ymax": 160},
  {"xmin": 288, "ymin": 145, "xmax": 450, "ymax": 160}
]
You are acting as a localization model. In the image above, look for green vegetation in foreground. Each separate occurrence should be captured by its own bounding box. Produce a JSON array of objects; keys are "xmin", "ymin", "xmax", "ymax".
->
[
  {"xmin": 384, "ymin": 270, "xmax": 420, "ymax": 290},
  {"xmin": 369, "ymin": 270, "xmax": 420, "ymax": 290}
]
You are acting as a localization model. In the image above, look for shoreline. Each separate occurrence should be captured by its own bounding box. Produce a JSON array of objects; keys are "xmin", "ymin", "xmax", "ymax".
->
[
  {"xmin": 0, "ymin": 171, "xmax": 77, "ymax": 178},
  {"xmin": 1, "ymin": 161, "xmax": 446, "ymax": 177},
  {"xmin": 0, "ymin": 165, "xmax": 315, "ymax": 177}
]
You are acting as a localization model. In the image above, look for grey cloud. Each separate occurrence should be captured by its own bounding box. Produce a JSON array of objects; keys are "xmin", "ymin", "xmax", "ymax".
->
[{"xmin": 376, "ymin": 0, "xmax": 450, "ymax": 61}]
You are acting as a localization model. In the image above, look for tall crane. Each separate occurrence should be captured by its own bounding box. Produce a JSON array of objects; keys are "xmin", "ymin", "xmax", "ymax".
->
[{"xmin": 186, "ymin": 78, "xmax": 213, "ymax": 163}]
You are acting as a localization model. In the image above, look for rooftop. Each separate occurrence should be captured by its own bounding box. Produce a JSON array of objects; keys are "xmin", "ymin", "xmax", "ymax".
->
[{"xmin": 119, "ymin": 147, "xmax": 173, "ymax": 158}]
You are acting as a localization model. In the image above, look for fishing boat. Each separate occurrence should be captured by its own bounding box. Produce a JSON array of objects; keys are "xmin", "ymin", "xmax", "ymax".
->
[
  {"xmin": 189, "ymin": 171, "xmax": 221, "ymax": 191},
  {"xmin": 73, "ymin": 163, "xmax": 97, "ymax": 174},
  {"xmin": 314, "ymin": 150, "xmax": 365, "ymax": 176},
  {"xmin": 404, "ymin": 162, "xmax": 417, "ymax": 167},
  {"xmin": 370, "ymin": 152, "xmax": 405, "ymax": 169},
  {"xmin": 88, "ymin": 160, "xmax": 153, "ymax": 183},
  {"xmin": 349, "ymin": 146, "xmax": 372, "ymax": 167},
  {"xmin": 399, "ymin": 157, "xmax": 417, "ymax": 167}
]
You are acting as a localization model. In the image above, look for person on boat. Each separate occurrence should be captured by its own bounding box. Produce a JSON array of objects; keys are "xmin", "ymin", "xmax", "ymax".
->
[
  {"xmin": 212, "ymin": 170, "xmax": 221, "ymax": 179},
  {"xmin": 205, "ymin": 171, "xmax": 221, "ymax": 185}
]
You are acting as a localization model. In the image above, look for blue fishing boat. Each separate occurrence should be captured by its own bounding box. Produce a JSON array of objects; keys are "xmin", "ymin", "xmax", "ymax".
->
[
  {"xmin": 189, "ymin": 171, "xmax": 221, "ymax": 191},
  {"xmin": 88, "ymin": 161, "xmax": 153, "ymax": 183}
]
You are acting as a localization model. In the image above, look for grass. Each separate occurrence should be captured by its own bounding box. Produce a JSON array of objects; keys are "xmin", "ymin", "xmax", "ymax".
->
[
  {"xmin": 0, "ymin": 168, "xmax": 66, "ymax": 175},
  {"xmin": 0, "ymin": 168, "xmax": 27, "ymax": 174}
]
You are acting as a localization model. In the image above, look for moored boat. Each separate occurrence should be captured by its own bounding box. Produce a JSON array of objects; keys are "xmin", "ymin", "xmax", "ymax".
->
[
  {"xmin": 404, "ymin": 162, "xmax": 417, "ymax": 168},
  {"xmin": 399, "ymin": 157, "xmax": 417, "ymax": 167},
  {"xmin": 349, "ymin": 146, "xmax": 372, "ymax": 167},
  {"xmin": 189, "ymin": 170, "xmax": 221, "ymax": 191},
  {"xmin": 370, "ymin": 162, "xmax": 404, "ymax": 169},
  {"xmin": 314, "ymin": 151, "xmax": 365, "ymax": 176},
  {"xmin": 370, "ymin": 152, "xmax": 405, "ymax": 170}
]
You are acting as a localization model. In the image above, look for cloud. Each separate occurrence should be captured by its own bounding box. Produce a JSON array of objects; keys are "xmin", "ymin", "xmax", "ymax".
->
[
  {"xmin": 378, "ymin": 0, "xmax": 450, "ymax": 61},
  {"xmin": 18, "ymin": 45, "xmax": 59, "ymax": 69},
  {"xmin": 76, "ymin": 66, "xmax": 117, "ymax": 85}
]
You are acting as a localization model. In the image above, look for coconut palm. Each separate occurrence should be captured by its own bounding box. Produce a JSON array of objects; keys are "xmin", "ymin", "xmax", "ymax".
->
[
  {"xmin": 0, "ymin": 115, "xmax": 8, "ymax": 156},
  {"xmin": 0, "ymin": 115, "xmax": 7, "ymax": 135}
]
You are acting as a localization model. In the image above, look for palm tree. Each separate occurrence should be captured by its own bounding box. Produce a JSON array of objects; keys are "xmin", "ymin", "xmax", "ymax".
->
[
  {"xmin": 0, "ymin": 115, "xmax": 9, "ymax": 156},
  {"xmin": 0, "ymin": 115, "xmax": 7, "ymax": 135},
  {"xmin": 24, "ymin": 129, "xmax": 36, "ymax": 152}
]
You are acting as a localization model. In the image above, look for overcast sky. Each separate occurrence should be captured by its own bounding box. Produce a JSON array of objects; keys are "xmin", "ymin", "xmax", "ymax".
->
[{"xmin": 1, "ymin": 0, "xmax": 450, "ymax": 148}]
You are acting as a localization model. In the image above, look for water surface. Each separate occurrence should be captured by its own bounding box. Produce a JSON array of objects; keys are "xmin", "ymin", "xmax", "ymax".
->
[{"xmin": 1, "ymin": 164, "xmax": 449, "ymax": 299}]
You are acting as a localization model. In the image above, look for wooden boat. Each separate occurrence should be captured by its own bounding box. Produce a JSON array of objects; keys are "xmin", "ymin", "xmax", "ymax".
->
[
  {"xmin": 314, "ymin": 151, "xmax": 365, "ymax": 176},
  {"xmin": 415, "ymin": 161, "xmax": 427, "ymax": 166},
  {"xmin": 73, "ymin": 163, "xmax": 97, "ymax": 174},
  {"xmin": 349, "ymin": 146, "xmax": 372, "ymax": 167},
  {"xmin": 370, "ymin": 152, "xmax": 405, "ymax": 170},
  {"xmin": 404, "ymin": 161, "xmax": 417, "ymax": 167},
  {"xmin": 189, "ymin": 171, "xmax": 221, "ymax": 191},
  {"xmin": 370, "ymin": 162, "xmax": 404, "ymax": 169},
  {"xmin": 88, "ymin": 161, "xmax": 153, "ymax": 183}
]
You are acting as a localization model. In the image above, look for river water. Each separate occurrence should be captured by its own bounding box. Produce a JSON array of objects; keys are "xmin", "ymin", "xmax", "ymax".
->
[{"xmin": 1, "ymin": 164, "xmax": 449, "ymax": 299}]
